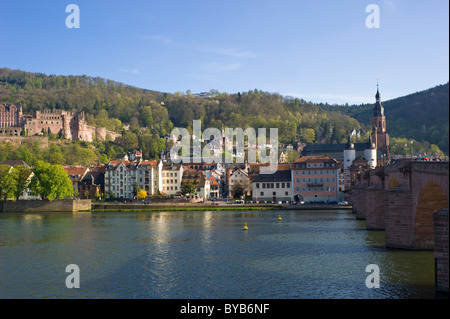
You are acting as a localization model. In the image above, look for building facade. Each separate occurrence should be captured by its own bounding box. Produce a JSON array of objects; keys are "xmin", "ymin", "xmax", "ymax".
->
[
  {"xmin": 292, "ymin": 155, "xmax": 340, "ymax": 203},
  {"xmin": 160, "ymin": 163, "xmax": 183, "ymax": 196},
  {"xmin": 227, "ymin": 168, "xmax": 251, "ymax": 198},
  {"xmin": 252, "ymin": 169, "xmax": 292, "ymax": 202}
]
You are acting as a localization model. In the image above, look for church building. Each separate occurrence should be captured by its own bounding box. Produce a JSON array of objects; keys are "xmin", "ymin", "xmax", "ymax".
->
[{"xmin": 301, "ymin": 85, "xmax": 390, "ymax": 163}]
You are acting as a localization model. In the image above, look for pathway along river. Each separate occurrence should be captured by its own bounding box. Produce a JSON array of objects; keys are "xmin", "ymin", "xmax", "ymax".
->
[{"xmin": 0, "ymin": 209, "xmax": 436, "ymax": 298}]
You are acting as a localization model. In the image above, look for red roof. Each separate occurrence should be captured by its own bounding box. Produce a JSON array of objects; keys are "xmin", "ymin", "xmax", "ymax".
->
[
  {"xmin": 63, "ymin": 166, "xmax": 90, "ymax": 181},
  {"xmin": 209, "ymin": 176, "xmax": 219, "ymax": 186}
]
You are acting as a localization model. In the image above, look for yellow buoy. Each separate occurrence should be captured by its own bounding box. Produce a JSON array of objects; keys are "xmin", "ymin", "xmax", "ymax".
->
[
  {"xmin": 243, "ymin": 223, "xmax": 248, "ymax": 230},
  {"xmin": 278, "ymin": 214, "xmax": 282, "ymax": 221}
]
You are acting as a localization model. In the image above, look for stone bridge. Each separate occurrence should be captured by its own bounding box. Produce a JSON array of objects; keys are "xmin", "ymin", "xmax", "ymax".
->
[
  {"xmin": 348, "ymin": 159, "xmax": 448, "ymax": 249},
  {"xmin": 347, "ymin": 159, "xmax": 449, "ymax": 292}
]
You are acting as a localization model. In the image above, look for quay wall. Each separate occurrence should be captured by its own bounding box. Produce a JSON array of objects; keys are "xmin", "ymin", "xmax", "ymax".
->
[{"xmin": 0, "ymin": 200, "xmax": 91, "ymax": 212}]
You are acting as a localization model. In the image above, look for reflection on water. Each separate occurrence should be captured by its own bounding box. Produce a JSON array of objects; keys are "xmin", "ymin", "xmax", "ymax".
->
[{"xmin": 0, "ymin": 210, "xmax": 436, "ymax": 299}]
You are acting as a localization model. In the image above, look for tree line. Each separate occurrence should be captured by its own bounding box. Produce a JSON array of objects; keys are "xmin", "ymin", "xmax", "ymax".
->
[
  {"xmin": 1, "ymin": 68, "xmax": 448, "ymax": 161},
  {"xmin": 0, "ymin": 162, "xmax": 73, "ymax": 201}
]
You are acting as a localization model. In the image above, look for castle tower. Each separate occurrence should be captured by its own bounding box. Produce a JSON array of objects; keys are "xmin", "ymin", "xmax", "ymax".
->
[
  {"xmin": 364, "ymin": 135, "xmax": 377, "ymax": 169},
  {"xmin": 343, "ymin": 135, "xmax": 356, "ymax": 169},
  {"xmin": 371, "ymin": 84, "xmax": 390, "ymax": 161}
]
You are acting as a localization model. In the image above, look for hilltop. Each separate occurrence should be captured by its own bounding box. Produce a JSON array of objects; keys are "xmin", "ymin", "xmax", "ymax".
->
[{"xmin": 0, "ymin": 67, "xmax": 448, "ymax": 161}]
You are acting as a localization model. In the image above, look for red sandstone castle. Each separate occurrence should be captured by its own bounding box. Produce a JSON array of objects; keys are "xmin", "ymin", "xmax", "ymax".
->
[{"xmin": 0, "ymin": 103, "xmax": 120, "ymax": 142}]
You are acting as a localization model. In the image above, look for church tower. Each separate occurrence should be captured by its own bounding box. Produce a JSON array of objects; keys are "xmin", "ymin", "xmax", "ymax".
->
[{"xmin": 371, "ymin": 84, "xmax": 390, "ymax": 162}]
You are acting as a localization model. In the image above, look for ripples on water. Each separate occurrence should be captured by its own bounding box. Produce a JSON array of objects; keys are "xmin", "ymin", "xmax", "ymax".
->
[{"xmin": 0, "ymin": 210, "xmax": 435, "ymax": 299}]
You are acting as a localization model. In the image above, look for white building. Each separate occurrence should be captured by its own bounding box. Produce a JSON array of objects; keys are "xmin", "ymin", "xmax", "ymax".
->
[
  {"xmin": 160, "ymin": 163, "xmax": 183, "ymax": 196},
  {"xmin": 252, "ymin": 169, "xmax": 292, "ymax": 202},
  {"xmin": 227, "ymin": 167, "xmax": 251, "ymax": 198}
]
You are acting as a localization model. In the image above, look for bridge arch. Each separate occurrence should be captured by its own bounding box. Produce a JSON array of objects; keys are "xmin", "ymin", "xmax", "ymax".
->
[{"xmin": 414, "ymin": 181, "xmax": 449, "ymax": 249}]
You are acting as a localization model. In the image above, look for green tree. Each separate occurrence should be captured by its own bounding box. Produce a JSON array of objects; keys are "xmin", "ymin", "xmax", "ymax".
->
[
  {"xmin": 15, "ymin": 145, "xmax": 34, "ymax": 165},
  {"xmin": 13, "ymin": 165, "xmax": 33, "ymax": 200},
  {"xmin": 0, "ymin": 165, "xmax": 18, "ymax": 201},
  {"xmin": 231, "ymin": 182, "xmax": 246, "ymax": 199},
  {"xmin": 301, "ymin": 128, "xmax": 316, "ymax": 144},
  {"xmin": 29, "ymin": 161, "xmax": 74, "ymax": 201},
  {"xmin": 181, "ymin": 182, "xmax": 197, "ymax": 196},
  {"xmin": 99, "ymin": 154, "xmax": 109, "ymax": 164}
]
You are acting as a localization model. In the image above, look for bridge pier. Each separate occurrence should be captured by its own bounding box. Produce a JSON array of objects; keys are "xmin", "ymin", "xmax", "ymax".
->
[
  {"xmin": 349, "ymin": 187, "xmax": 367, "ymax": 220},
  {"xmin": 365, "ymin": 188, "xmax": 386, "ymax": 230},
  {"xmin": 434, "ymin": 208, "xmax": 449, "ymax": 293},
  {"xmin": 384, "ymin": 187, "xmax": 417, "ymax": 249}
]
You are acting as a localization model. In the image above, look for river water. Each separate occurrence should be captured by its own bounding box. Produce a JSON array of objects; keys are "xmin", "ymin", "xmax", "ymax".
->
[{"xmin": 0, "ymin": 209, "xmax": 436, "ymax": 299}]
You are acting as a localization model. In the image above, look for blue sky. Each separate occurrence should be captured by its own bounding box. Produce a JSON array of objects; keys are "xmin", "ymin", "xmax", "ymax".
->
[{"xmin": 0, "ymin": 0, "xmax": 448, "ymax": 104}]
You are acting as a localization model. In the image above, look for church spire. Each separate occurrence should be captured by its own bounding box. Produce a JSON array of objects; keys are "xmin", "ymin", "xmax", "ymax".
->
[
  {"xmin": 373, "ymin": 82, "xmax": 384, "ymax": 116},
  {"xmin": 375, "ymin": 80, "xmax": 381, "ymax": 101}
]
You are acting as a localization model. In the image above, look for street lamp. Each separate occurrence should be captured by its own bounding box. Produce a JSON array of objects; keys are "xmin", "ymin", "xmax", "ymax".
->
[{"xmin": 410, "ymin": 140, "xmax": 413, "ymax": 159}]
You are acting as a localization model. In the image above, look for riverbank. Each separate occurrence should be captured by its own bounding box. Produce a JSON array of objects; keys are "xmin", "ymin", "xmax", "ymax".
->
[
  {"xmin": 89, "ymin": 203, "xmax": 352, "ymax": 212},
  {"xmin": 0, "ymin": 200, "xmax": 352, "ymax": 213},
  {"xmin": 0, "ymin": 199, "xmax": 91, "ymax": 212}
]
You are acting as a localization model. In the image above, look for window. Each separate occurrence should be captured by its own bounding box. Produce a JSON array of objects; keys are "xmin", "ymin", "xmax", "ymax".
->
[
  {"xmin": 295, "ymin": 170, "xmax": 299, "ymax": 175},
  {"xmin": 287, "ymin": 183, "xmax": 290, "ymax": 188},
  {"xmin": 262, "ymin": 183, "xmax": 266, "ymax": 189},
  {"xmin": 276, "ymin": 183, "xmax": 280, "ymax": 188},
  {"xmin": 281, "ymin": 183, "xmax": 285, "ymax": 188},
  {"xmin": 256, "ymin": 183, "xmax": 260, "ymax": 189},
  {"xmin": 271, "ymin": 183, "xmax": 274, "ymax": 188},
  {"xmin": 273, "ymin": 192, "xmax": 276, "ymax": 196},
  {"xmin": 260, "ymin": 192, "xmax": 264, "ymax": 196},
  {"xmin": 285, "ymin": 191, "xmax": 288, "ymax": 196}
]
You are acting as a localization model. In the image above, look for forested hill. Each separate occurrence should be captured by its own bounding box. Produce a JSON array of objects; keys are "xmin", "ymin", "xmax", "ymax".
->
[
  {"xmin": 0, "ymin": 67, "xmax": 364, "ymax": 145},
  {"xmin": 0, "ymin": 67, "xmax": 448, "ymax": 155},
  {"xmin": 322, "ymin": 83, "xmax": 449, "ymax": 154}
]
